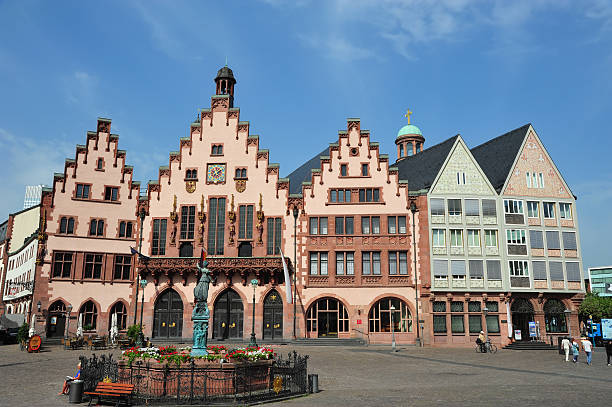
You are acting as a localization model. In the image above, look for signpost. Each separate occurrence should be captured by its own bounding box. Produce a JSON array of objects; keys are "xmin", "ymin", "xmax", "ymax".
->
[
  {"xmin": 601, "ymin": 319, "xmax": 612, "ymax": 341},
  {"xmin": 528, "ymin": 322, "xmax": 537, "ymax": 339}
]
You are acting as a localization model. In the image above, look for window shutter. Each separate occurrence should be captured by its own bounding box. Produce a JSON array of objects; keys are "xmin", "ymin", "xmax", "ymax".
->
[
  {"xmin": 451, "ymin": 260, "xmax": 466, "ymax": 276},
  {"xmin": 549, "ymin": 261, "xmax": 564, "ymax": 281},
  {"xmin": 469, "ymin": 260, "xmax": 484, "ymax": 278},
  {"xmin": 433, "ymin": 259, "xmax": 448, "ymax": 276},
  {"xmin": 430, "ymin": 199, "xmax": 445, "ymax": 216},
  {"xmin": 482, "ymin": 199, "xmax": 496, "ymax": 217},
  {"xmin": 465, "ymin": 199, "xmax": 479, "ymax": 216},
  {"xmin": 529, "ymin": 230, "xmax": 544, "ymax": 249},
  {"xmin": 566, "ymin": 262, "xmax": 581, "ymax": 281},
  {"xmin": 532, "ymin": 261, "xmax": 547, "ymax": 280},
  {"xmin": 486, "ymin": 260, "xmax": 501, "ymax": 280},
  {"xmin": 546, "ymin": 231, "xmax": 560, "ymax": 250},
  {"xmin": 562, "ymin": 232, "xmax": 577, "ymax": 250}
]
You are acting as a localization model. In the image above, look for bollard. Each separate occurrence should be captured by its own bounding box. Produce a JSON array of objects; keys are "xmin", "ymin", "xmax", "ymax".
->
[
  {"xmin": 308, "ymin": 374, "xmax": 319, "ymax": 393},
  {"xmin": 68, "ymin": 380, "xmax": 84, "ymax": 403}
]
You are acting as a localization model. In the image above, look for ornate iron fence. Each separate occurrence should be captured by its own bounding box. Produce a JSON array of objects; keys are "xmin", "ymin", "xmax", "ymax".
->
[{"xmin": 79, "ymin": 351, "xmax": 309, "ymax": 405}]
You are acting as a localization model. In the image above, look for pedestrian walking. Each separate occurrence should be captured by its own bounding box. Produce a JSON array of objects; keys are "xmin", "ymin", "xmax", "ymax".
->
[
  {"xmin": 605, "ymin": 340, "xmax": 612, "ymax": 366},
  {"xmin": 581, "ymin": 337, "xmax": 593, "ymax": 365},
  {"xmin": 571, "ymin": 338, "xmax": 579, "ymax": 363},
  {"xmin": 561, "ymin": 337, "xmax": 571, "ymax": 362}
]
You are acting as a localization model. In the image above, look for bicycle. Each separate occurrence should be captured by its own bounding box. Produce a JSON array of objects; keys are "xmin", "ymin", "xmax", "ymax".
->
[{"xmin": 474, "ymin": 339, "xmax": 498, "ymax": 354}]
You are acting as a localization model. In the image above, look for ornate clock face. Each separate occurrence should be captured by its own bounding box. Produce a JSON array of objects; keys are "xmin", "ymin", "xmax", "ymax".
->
[{"xmin": 207, "ymin": 164, "xmax": 226, "ymax": 184}]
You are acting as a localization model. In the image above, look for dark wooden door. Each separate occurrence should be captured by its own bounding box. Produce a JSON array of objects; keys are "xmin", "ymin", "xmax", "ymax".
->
[
  {"xmin": 263, "ymin": 290, "xmax": 283, "ymax": 340},
  {"xmin": 47, "ymin": 314, "xmax": 66, "ymax": 338},
  {"xmin": 213, "ymin": 290, "xmax": 243, "ymax": 339},
  {"xmin": 153, "ymin": 289, "xmax": 184, "ymax": 338}
]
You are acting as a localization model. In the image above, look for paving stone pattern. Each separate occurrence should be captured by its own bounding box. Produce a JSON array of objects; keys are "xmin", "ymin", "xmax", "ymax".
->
[{"xmin": 0, "ymin": 343, "xmax": 610, "ymax": 406}]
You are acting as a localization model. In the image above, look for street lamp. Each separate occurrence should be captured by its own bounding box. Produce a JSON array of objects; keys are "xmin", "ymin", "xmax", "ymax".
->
[
  {"xmin": 410, "ymin": 200, "xmax": 421, "ymax": 347},
  {"xmin": 564, "ymin": 309, "xmax": 572, "ymax": 338},
  {"xmin": 249, "ymin": 279, "xmax": 259, "ymax": 347},
  {"xmin": 65, "ymin": 305, "xmax": 73, "ymax": 341},
  {"xmin": 134, "ymin": 208, "xmax": 147, "ymax": 325},
  {"xmin": 136, "ymin": 278, "xmax": 148, "ymax": 347},
  {"xmin": 483, "ymin": 307, "xmax": 489, "ymax": 344},
  {"xmin": 292, "ymin": 206, "xmax": 299, "ymax": 340},
  {"xmin": 390, "ymin": 304, "xmax": 397, "ymax": 352}
]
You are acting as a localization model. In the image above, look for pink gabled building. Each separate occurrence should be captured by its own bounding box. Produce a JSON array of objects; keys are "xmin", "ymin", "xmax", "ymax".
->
[
  {"xmin": 136, "ymin": 66, "xmax": 295, "ymax": 342},
  {"xmin": 36, "ymin": 119, "xmax": 140, "ymax": 339}
]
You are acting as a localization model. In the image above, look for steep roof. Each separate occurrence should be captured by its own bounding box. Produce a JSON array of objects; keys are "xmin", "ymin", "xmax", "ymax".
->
[
  {"xmin": 471, "ymin": 124, "xmax": 531, "ymax": 192},
  {"xmin": 285, "ymin": 146, "xmax": 330, "ymax": 195},
  {"xmin": 394, "ymin": 135, "xmax": 459, "ymax": 191}
]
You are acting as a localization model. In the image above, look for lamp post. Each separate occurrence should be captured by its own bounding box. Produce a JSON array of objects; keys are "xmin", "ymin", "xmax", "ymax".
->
[
  {"xmin": 65, "ymin": 305, "xmax": 73, "ymax": 341},
  {"xmin": 249, "ymin": 279, "xmax": 258, "ymax": 347},
  {"xmin": 483, "ymin": 307, "xmax": 489, "ymax": 344},
  {"xmin": 292, "ymin": 206, "xmax": 299, "ymax": 340},
  {"xmin": 564, "ymin": 309, "xmax": 572, "ymax": 339},
  {"xmin": 134, "ymin": 208, "xmax": 146, "ymax": 325},
  {"xmin": 136, "ymin": 278, "xmax": 148, "ymax": 347},
  {"xmin": 390, "ymin": 304, "xmax": 397, "ymax": 352},
  {"xmin": 410, "ymin": 200, "xmax": 421, "ymax": 346}
]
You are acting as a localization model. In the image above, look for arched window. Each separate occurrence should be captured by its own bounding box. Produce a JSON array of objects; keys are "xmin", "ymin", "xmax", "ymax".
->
[
  {"xmin": 80, "ymin": 301, "xmax": 98, "ymax": 330},
  {"xmin": 369, "ymin": 297, "xmax": 412, "ymax": 333},
  {"xmin": 109, "ymin": 302, "xmax": 128, "ymax": 331},
  {"xmin": 544, "ymin": 299, "xmax": 567, "ymax": 333}
]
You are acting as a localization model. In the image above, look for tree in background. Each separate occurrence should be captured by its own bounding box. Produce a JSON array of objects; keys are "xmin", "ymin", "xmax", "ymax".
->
[{"xmin": 578, "ymin": 292, "xmax": 612, "ymax": 321}]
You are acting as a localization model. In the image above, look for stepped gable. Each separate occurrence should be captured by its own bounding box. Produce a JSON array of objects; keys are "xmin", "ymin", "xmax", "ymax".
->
[
  {"xmin": 471, "ymin": 123, "xmax": 531, "ymax": 192},
  {"xmin": 394, "ymin": 135, "xmax": 459, "ymax": 192},
  {"xmin": 50, "ymin": 117, "xmax": 140, "ymax": 208},
  {"xmin": 286, "ymin": 146, "xmax": 330, "ymax": 195}
]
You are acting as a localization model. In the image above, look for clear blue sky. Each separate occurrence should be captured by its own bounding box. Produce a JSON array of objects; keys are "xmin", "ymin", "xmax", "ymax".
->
[{"xmin": 1, "ymin": 0, "xmax": 611, "ymax": 270}]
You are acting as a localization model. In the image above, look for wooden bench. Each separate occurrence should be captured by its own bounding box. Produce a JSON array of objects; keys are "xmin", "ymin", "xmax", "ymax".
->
[{"xmin": 85, "ymin": 382, "xmax": 134, "ymax": 407}]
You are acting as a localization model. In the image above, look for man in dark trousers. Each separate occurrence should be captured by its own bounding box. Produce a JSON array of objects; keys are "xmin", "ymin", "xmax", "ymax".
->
[{"xmin": 605, "ymin": 340, "xmax": 612, "ymax": 366}]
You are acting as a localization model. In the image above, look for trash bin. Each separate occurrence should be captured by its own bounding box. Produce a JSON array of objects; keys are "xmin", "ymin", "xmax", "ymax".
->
[
  {"xmin": 69, "ymin": 380, "xmax": 84, "ymax": 403},
  {"xmin": 308, "ymin": 374, "xmax": 319, "ymax": 393}
]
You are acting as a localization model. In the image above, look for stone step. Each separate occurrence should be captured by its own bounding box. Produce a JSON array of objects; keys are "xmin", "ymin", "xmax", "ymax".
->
[{"xmin": 503, "ymin": 341, "xmax": 557, "ymax": 351}]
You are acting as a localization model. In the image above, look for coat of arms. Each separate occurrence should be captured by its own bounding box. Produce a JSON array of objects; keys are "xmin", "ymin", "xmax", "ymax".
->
[
  {"xmin": 235, "ymin": 179, "xmax": 246, "ymax": 193},
  {"xmin": 185, "ymin": 181, "xmax": 196, "ymax": 193}
]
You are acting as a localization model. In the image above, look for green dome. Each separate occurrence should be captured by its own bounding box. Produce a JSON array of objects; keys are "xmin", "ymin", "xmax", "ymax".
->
[{"xmin": 396, "ymin": 124, "xmax": 422, "ymax": 139}]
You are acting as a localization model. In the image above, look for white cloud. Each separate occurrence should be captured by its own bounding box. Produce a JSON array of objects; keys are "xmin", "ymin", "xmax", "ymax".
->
[
  {"xmin": 0, "ymin": 128, "xmax": 73, "ymax": 218},
  {"xmin": 298, "ymin": 34, "xmax": 379, "ymax": 61}
]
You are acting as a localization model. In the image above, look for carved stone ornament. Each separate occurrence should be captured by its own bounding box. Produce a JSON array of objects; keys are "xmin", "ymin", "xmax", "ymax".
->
[
  {"xmin": 235, "ymin": 179, "xmax": 246, "ymax": 193},
  {"xmin": 185, "ymin": 181, "xmax": 196, "ymax": 193}
]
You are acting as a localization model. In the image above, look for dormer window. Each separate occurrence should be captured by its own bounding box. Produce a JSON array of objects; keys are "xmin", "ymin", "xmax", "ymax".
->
[
  {"xmin": 211, "ymin": 145, "xmax": 223, "ymax": 155},
  {"xmin": 235, "ymin": 168, "xmax": 247, "ymax": 179},
  {"xmin": 186, "ymin": 169, "xmax": 198, "ymax": 180}
]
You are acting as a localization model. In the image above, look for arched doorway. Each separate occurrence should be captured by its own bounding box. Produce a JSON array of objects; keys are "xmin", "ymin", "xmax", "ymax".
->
[
  {"xmin": 368, "ymin": 297, "xmax": 413, "ymax": 333},
  {"xmin": 153, "ymin": 289, "xmax": 184, "ymax": 338},
  {"xmin": 213, "ymin": 290, "xmax": 243, "ymax": 340},
  {"xmin": 108, "ymin": 302, "xmax": 128, "ymax": 332},
  {"xmin": 263, "ymin": 290, "xmax": 283, "ymax": 340},
  {"xmin": 306, "ymin": 298, "xmax": 349, "ymax": 338},
  {"xmin": 47, "ymin": 301, "xmax": 67, "ymax": 338},
  {"xmin": 544, "ymin": 299, "xmax": 567, "ymax": 334},
  {"xmin": 511, "ymin": 298, "xmax": 535, "ymax": 341}
]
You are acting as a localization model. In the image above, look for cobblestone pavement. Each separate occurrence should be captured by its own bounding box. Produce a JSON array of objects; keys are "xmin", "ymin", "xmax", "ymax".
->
[{"xmin": 1, "ymin": 343, "xmax": 610, "ymax": 406}]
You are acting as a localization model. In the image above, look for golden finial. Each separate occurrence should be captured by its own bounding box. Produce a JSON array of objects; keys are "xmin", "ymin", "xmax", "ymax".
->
[
  {"xmin": 405, "ymin": 109, "xmax": 413, "ymax": 125},
  {"xmin": 230, "ymin": 194, "xmax": 235, "ymax": 212},
  {"xmin": 173, "ymin": 195, "xmax": 177, "ymax": 212},
  {"xmin": 259, "ymin": 193, "xmax": 263, "ymax": 212},
  {"xmin": 200, "ymin": 194, "xmax": 204, "ymax": 212}
]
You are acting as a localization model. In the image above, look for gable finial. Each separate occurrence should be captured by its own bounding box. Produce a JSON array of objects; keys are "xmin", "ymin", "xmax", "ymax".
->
[
  {"xmin": 225, "ymin": 56, "xmax": 228, "ymax": 67},
  {"xmin": 405, "ymin": 108, "xmax": 413, "ymax": 125}
]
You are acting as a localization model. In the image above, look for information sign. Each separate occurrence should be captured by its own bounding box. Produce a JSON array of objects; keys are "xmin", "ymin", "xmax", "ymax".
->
[
  {"xmin": 528, "ymin": 322, "xmax": 537, "ymax": 337},
  {"xmin": 601, "ymin": 319, "xmax": 612, "ymax": 340},
  {"xmin": 514, "ymin": 329, "xmax": 522, "ymax": 341}
]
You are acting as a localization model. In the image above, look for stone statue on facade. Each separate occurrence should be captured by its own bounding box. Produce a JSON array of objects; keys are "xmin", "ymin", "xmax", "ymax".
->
[{"xmin": 191, "ymin": 257, "xmax": 212, "ymax": 356}]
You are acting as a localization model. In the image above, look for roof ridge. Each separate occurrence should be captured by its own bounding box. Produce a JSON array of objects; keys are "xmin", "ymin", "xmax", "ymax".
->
[{"xmin": 471, "ymin": 123, "xmax": 531, "ymax": 151}]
